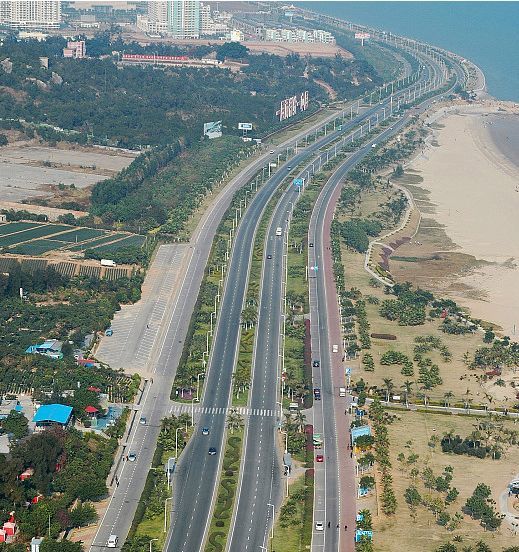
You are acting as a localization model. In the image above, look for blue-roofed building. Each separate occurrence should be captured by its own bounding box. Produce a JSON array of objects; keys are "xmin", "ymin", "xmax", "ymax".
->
[
  {"xmin": 32, "ymin": 404, "xmax": 73, "ymax": 431},
  {"xmin": 25, "ymin": 340, "xmax": 63, "ymax": 360}
]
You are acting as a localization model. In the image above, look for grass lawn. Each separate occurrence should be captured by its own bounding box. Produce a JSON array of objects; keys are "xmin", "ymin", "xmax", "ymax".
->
[{"xmin": 374, "ymin": 410, "xmax": 519, "ymax": 551}]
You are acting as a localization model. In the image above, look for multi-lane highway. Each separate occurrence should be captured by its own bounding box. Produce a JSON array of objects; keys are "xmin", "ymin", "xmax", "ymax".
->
[
  {"xmin": 307, "ymin": 53, "xmax": 465, "ymax": 552},
  {"xmin": 165, "ymin": 94, "xmax": 402, "ymax": 552},
  {"xmin": 90, "ymin": 95, "xmax": 373, "ymax": 550},
  {"xmin": 91, "ymin": 25, "xmax": 463, "ymax": 551}
]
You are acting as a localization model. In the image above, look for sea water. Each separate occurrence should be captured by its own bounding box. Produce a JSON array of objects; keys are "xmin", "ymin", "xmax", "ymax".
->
[{"xmin": 304, "ymin": 1, "xmax": 519, "ymax": 102}]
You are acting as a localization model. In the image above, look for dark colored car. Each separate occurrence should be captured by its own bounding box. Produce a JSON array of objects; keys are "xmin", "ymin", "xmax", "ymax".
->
[
  {"xmin": 208, "ymin": 447, "xmax": 217, "ymax": 455},
  {"xmin": 314, "ymin": 388, "xmax": 321, "ymax": 400},
  {"xmin": 316, "ymin": 454, "xmax": 324, "ymax": 463},
  {"xmin": 312, "ymin": 360, "xmax": 320, "ymax": 368},
  {"xmin": 309, "ymin": 242, "xmax": 314, "ymax": 247}
]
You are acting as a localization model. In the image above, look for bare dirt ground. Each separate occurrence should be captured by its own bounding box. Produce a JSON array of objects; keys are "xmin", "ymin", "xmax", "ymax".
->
[{"xmin": 0, "ymin": 142, "xmax": 136, "ymax": 203}]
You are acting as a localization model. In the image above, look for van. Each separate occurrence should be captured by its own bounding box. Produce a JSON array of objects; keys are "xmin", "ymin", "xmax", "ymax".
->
[
  {"xmin": 275, "ymin": 227, "xmax": 282, "ymax": 236},
  {"xmin": 339, "ymin": 387, "xmax": 346, "ymax": 397}
]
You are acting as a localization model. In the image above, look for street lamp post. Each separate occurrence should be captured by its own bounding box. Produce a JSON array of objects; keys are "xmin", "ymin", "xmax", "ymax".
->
[
  {"xmin": 175, "ymin": 427, "xmax": 183, "ymax": 459},
  {"xmin": 164, "ymin": 497, "xmax": 172, "ymax": 532},
  {"xmin": 196, "ymin": 372, "xmax": 205, "ymax": 401}
]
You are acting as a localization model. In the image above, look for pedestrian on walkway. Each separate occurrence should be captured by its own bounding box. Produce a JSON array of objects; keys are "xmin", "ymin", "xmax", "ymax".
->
[
  {"xmin": 327, "ymin": 522, "xmax": 331, "ymax": 528},
  {"xmin": 336, "ymin": 524, "xmax": 339, "ymax": 529},
  {"xmin": 345, "ymin": 525, "xmax": 347, "ymax": 531},
  {"xmin": 350, "ymin": 451, "xmax": 353, "ymax": 458}
]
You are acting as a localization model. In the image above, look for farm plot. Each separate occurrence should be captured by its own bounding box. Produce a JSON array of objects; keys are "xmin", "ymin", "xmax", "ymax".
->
[
  {"xmin": 46, "ymin": 228, "xmax": 106, "ymax": 243},
  {"xmin": 9, "ymin": 239, "xmax": 67, "ymax": 256},
  {"xmin": 67, "ymin": 233, "xmax": 129, "ymax": 251},
  {"xmin": 0, "ymin": 222, "xmax": 43, "ymax": 236},
  {"xmin": 0, "ymin": 224, "xmax": 72, "ymax": 247},
  {"xmin": 79, "ymin": 265, "xmax": 101, "ymax": 278},
  {"xmin": 91, "ymin": 234, "xmax": 146, "ymax": 253}
]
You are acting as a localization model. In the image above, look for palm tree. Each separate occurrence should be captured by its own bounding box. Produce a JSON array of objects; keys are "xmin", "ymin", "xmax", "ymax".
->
[
  {"xmin": 294, "ymin": 410, "xmax": 306, "ymax": 433},
  {"xmin": 382, "ymin": 378, "xmax": 394, "ymax": 402},
  {"xmin": 443, "ymin": 429, "xmax": 455, "ymax": 445},
  {"xmin": 443, "ymin": 391, "xmax": 454, "ymax": 408},
  {"xmin": 226, "ymin": 408, "xmax": 244, "ymax": 434},
  {"xmin": 401, "ymin": 380, "xmax": 413, "ymax": 408}
]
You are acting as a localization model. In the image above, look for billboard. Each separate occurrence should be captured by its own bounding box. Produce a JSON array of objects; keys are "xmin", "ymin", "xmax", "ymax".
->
[
  {"xmin": 203, "ymin": 121, "xmax": 222, "ymax": 139},
  {"xmin": 238, "ymin": 122, "xmax": 253, "ymax": 130},
  {"xmin": 276, "ymin": 91, "xmax": 309, "ymax": 122},
  {"xmin": 354, "ymin": 32, "xmax": 370, "ymax": 39}
]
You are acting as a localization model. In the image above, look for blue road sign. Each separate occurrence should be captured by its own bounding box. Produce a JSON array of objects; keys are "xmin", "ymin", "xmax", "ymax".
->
[{"xmin": 293, "ymin": 178, "xmax": 304, "ymax": 187}]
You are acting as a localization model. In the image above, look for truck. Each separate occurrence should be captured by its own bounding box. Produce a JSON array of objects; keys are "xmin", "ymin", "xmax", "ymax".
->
[
  {"xmin": 101, "ymin": 259, "xmax": 116, "ymax": 267},
  {"xmin": 313, "ymin": 433, "xmax": 323, "ymax": 448},
  {"xmin": 275, "ymin": 227, "xmax": 282, "ymax": 237}
]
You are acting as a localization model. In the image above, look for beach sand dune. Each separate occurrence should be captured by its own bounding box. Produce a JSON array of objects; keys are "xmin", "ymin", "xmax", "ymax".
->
[{"xmin": 396, "ymin": 106, "xmax": 519, "ymax": 335}]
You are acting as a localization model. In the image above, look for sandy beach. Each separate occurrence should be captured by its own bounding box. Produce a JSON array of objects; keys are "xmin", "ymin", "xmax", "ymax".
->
[{"xmin": 394, "ymin": 104, "xmax": 519, "ymax": 335}]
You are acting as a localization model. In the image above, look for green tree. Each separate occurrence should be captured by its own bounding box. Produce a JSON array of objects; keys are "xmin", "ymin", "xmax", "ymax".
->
[{"xmin": 1, "ymin": 410, "xmax": 29, "ymax": 440}]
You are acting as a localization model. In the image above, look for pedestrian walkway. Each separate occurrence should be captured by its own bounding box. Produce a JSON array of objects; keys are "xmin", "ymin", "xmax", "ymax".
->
[{"xmin": 169, "ymin": 404, "xmax": 276, "ymax": 418}]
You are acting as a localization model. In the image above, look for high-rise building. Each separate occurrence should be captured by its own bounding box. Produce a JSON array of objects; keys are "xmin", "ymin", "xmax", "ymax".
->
[
  {"xmin": 0, "ymin": 1, "xmax": 61, "ymax": 30},
  {"xmin": 167, "ymin": 0, "xmax": 200, "ymax": 39}
]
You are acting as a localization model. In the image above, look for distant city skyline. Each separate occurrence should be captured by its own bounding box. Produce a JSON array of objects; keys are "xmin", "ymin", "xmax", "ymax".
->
[{"xmin": 0, "ymin": 0, "xmax": 61, "ymax": 30}]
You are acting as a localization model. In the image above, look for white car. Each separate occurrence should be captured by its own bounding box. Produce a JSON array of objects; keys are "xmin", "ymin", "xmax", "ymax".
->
[
  {"xmin": 269, "ymin": 150, "xmax": 275, "ymax": 154},
  {"xmin": 107, "ymin": 535, "xmax": 118, "ymax": 548},
  {"xmin": 128, "ymin": 452, "xmax": 137, "ymax": 462},
  {"xmin": 315, "ymin": 521, "xmax": 324, "ymax": 531}
]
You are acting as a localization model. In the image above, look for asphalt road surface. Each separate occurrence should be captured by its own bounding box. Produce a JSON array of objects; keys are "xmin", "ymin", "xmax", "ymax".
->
[
  {"xmin": 90, "ymin": 105, "xmax": 363, "ymax": 550},
  {"xmin": 165, "ymin": 101, "xmax": 389, "ymax": 552}
]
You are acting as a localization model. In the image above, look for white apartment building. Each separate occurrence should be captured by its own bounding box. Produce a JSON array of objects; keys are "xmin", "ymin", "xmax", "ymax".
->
[
  {"xmin": 138, "ymin": 1, "xmax": 201, "ymax": 39},
  {"xmin": 263, "ymin": 27, "xmax": 335, "ymax": 45},
  {"xmin": 0, "ymin": 1, "xmax": 61, "ymax": 30}
]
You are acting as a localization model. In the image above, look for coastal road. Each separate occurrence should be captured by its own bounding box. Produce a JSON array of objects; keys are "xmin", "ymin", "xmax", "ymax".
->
[
  {"xmin": 164, "ymin": 103, "xmax": 389, "ymax": 552},
  {"xmin": 90, "ymin": 95, "xmax": 374, "ymax": 550},
  {"xmin": 226, "ymin": 61, "xmax": 440, "ymax": 552},
  {"xmin": 307, "ymin": 50, "xmax": 464, "ymax": 552}
]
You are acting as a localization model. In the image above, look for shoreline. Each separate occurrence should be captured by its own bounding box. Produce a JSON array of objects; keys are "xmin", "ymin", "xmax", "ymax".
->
[{"xmin": 391, "ymin": 100, "xmax": 519, "ymax": 336}]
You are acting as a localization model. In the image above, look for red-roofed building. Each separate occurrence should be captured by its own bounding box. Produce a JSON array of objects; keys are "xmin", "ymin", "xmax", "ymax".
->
[
  {"xmin": 20, "ymin": 468, "xmax": 34, "ymax": 481},
  {"xmin": 87, "ymin": 386, "xmax": 101, "ymax": 392}
]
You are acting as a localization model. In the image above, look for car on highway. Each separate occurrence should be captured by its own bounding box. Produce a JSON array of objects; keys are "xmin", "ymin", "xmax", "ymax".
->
[
  {"xmin": 371, "ymin": 143, "xmax": 377, "ymax": 148},
  {"xmin": 202, "ymin": 427, "xmax": 210, "ymax": 435},
  {"xmin": 107, "ymin": 535, "xmax": 118, "ymax": 548},
  {"xmin": 267, "ymin": 254, "xmax": 272, "ymax": 259},
  {"xmin": 139, "ymin": 416, "xmax": 146, "ymax": 425},
  {"xmin": 315, "ymin": 521, "xmax": 324, "ymax": 531},
  {"xmin": 308, "ymin": 242, "xmax": 314, "ymax": 247},
  {"xmin": 287, "ymin": 165, "xmax": 292, "ymax": 170},
  {"xmin": 312, "ymin": 360, "xmax": 320, "ymax": 368},
  {"xmin": 269, "ymin": 150, "xmax": 275, "ymax": 154},
  {"xmin": 105, "ymin": 328, "xmax": 113, "ymax": 336},
  {"xmin": 128, "ymin": 452, "xmax": 137, "ymax": 462},
  {"xmin": 332, "ymin": 344, "xmax": 339, "ymax": 353},
  {"xmin": 208, "ymin": 447, "xmax": 217, "ymax": 455},
  {"xmin": 316, "ymin": 454, "xmax": 324, "ymax": 463},
  {"xmin": 313, "ymin": 388, "xmax": 321, "ymax": 400}
]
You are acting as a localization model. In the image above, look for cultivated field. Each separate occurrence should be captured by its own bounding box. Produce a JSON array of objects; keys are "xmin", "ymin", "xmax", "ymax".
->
[{"xmin": 0, "ymin": 221, "xmax": 145, "ymax": 258}]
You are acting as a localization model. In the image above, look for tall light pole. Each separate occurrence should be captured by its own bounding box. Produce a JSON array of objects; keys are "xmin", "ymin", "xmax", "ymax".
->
[
  {"xmin": 267, "ymin": 503, "xmax": 275, "ymax": 539},
  {"xmin": 164, "ymin": 497, "xmax": 172, "ymax": 532},
  {"xmin": 175, "ymin": 426, "xmax": 183, "ymax": 459},
  {"xmin": 196, "ymin": 372, "xmax": 205, "ymax": 401}
]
